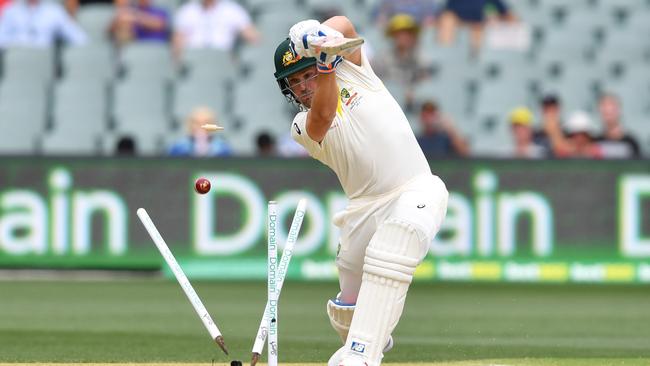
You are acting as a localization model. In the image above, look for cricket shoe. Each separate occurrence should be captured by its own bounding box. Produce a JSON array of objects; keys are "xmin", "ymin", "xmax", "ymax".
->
[
  {"xmin": 337, "ymin": 353, "xmax": 368, "ymax": 366},
  {"xmin": 327, "ymin": 336, "xmax": 393, "ymax": 366}
]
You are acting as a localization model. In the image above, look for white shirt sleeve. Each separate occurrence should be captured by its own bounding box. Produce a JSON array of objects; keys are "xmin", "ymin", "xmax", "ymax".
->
[
  {"xmin": 174, "ymin": 5, "xmax": 192, "ymax": 33},
  {"xmin": 226, "ymin": 1, "xmax": 252, "ymax": 31},
  {"xmin": 55, "ymin": 5, "xmax": 87, "ymax": 46},
  {"xmin": 291, "ymin": 112, "xmax": 322, "ymax": 158},
  {"xmin": 0, "ymin": 6, "xmax": 15, "ymax": 47}
]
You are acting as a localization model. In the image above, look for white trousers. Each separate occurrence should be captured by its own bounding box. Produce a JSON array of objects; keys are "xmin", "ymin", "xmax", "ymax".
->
[{"xmin": 334, "ymin": 173, "xmax": 449, "ymax": 304}]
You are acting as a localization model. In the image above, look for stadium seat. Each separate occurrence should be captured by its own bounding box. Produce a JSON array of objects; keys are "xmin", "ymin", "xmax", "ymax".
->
[
  {"xmin": 473, "ymin": 79, "xmax": 530, "ymax": 139},
  {"xmin": 77, "ymin": 4, "xmax": 115, "ymax": 43},
  {"xmin": 600, "ymin": 76, "xmax": 650, "ymax": 126},
  {"xmin": 1, "ymin": 48, "xmax": 54, "ymax": 83},
  {"xmin": 476, "ymin": 77, "xmax": 530, "ymax": 108},
  {"xmin": 181, "ymin": 49, "xmax": 235, "ymax": 83},
  {"xmin": 256, "ymin": 7, "xmax": 308, "ymax": 35},
  {"xmin": 621, "ymin": 12, "xmax": 650, "ymax": 36},
  {"xmin": 0, "ymin": 112, "xmax": 41, "ymax": 154},
  {"xmin": 537, "ymin": 0, "xmax": 591, "ymax": 14},
  {"xmin": 509, "ymin": 0, "xmax": 537, "ymax": 18},
  {"xmin": 173, "ymin": 78, "xmax": 230, "ymax": 127},
  {"xmin": 52, "ymin": 79, "xmax": 108, "ymax": 138},
  {"xmin": 597, "ymin": 29, "xmax": 649, "ymax": 65},
  {"xmin": 413, "ymin": 77, "xmax": 470, "ymax": 129},
  {"xmin": 302, "ymin": 0, "xmax": 368, "ymax": 25},
  {"xmin": 423, "ymin": 31, "xmax": 474, "ymax": 66},
  {"xmin": 110, "ymin": 115, "xmax": 167, "ymax": 155},
  {"xmin": 239, "ymin": 40, "xmax": 279, "ymax": 81},
  {"xmin": 467, "ymin": 111, "xmax": 514, "ymax": 157},
  {"xmin": 231, "ymin": 78, "xmax": 294, "ymax": 138},
  {"xmin": 612, "ymin": 63, "xmax": 650, "ymax": 86},
  {"xmin": 0, "ymin": 80, "xmax": 48, "ymax": 154},
  {"xmin": 470, "ymin": 76, "xmax": 530, "ymax": 155},
  {"xmin": 119, "ymin": 43, "xmax": 175, "ymax": 81},
  {"xmin": 62, "ymin": 44, "xmax": 115, "ymax": 81},
  {"xmin": 596, "ymin": 0, "xmax": 646, "ymax": 23},
  {"xmin": 562, "ymin": 12, "xmax": 605, "ymax": 43},
  {"xmin": 222, "ymin": 114, "xmax": 270, "ymax": 156},
  {"xmin": 537, "ymin": 77, "xmax": 595, "ymax": 113},
  {"xmin": 357, "ymin": 21, "xmax": 384, "ymax": 45},
  {"xmin": 154, "ymin": 0, "xmax": 180, "ymax": 12},
  {"xmin": 478, "ymin": 49, "xmax": 531, "ymax": 81},
  {"xmin": 113, "ymin": 78, "xmax": 170, "ymax": 137},
  {"xmin": 245, "ymin": 0, "xmax": 287, "ymax": 10},
  {"xmin": 41, "ymin": 130, "xmax": 101, "ymax": 155},
  {"xmin": 537, "ymin": 30, "xmax": 593, "ymax": 64}
]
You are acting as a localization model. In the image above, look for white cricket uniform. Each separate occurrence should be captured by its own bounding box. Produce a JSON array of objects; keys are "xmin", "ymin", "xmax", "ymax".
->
[{"xmin": 291, "ymin": 50, "xmax": 448, "ymax": 302}]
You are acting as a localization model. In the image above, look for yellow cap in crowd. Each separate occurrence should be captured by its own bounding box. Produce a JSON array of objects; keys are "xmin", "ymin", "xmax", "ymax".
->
[
  {"xmin": 509, "ymin": 107, "xmax": 534, "ymax": 126},
  {"xmin": 386, "ymin": 13, "xmax": 420, "ymax": 35}
]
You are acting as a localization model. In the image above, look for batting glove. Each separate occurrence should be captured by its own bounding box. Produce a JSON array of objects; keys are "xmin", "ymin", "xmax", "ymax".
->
[
  {"xmin": 317, "ymin": 55, "xmax": 343, "ymax": 74},
  {"xmin": 289, "ymin": 21, "xmax": 345, "ymax": 58},
  {"xmin": 289, "ymin": 19, "xmax": 321, "ymax": 58}
]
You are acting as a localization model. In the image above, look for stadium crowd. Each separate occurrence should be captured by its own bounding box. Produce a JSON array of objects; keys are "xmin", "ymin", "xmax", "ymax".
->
[{"xmin": 0, "ymin": 0, "xmax": 647, "ymax": 158}]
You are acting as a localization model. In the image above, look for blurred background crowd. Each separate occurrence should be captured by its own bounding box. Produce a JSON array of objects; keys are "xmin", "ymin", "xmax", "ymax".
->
[{"xmin": 0, "ymin": 0, "xmax": 647, "ymax": 159}]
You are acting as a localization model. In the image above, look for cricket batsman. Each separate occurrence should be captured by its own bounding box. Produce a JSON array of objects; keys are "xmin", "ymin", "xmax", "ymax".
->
[{"xmin": 273, "ymin": 16, "xmax": 449, "ymax": 366}]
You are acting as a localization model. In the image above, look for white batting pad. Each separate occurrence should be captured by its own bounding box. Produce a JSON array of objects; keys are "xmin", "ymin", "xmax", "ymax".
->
[
  {"xmin": 327, "ymin": 297, "xmax": 355, "ymax": 344},
  {"xmin": 339, "ymin": 218, "xmax": 427, "ymax": 366}
]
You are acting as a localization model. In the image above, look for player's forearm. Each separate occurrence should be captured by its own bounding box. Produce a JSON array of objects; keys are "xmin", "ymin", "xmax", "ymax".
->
[
  {"xmin": 321, "ymin": 16, "xmax": 362, "ymax": 66},
  {"xmin": 323, "ymin": 16, "xmax": 358, "ymax": 39},
  {"xmin": 306, "ymin": 73, "xmax": 338, "ymax": 142}
]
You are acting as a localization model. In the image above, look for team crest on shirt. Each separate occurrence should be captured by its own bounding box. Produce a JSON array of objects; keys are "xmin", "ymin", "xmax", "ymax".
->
[{"xmin": 339, "ymin": 87, "xmax": 363, "ymax": 111}]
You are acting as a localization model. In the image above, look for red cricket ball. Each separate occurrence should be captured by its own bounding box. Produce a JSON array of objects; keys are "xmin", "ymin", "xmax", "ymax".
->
[{"xmin": 194, "ymin": 177, "xmax": 211, "ymax": 194}]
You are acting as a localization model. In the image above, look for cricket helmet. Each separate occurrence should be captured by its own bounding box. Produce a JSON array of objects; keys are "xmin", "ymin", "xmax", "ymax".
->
[{"xmin": 273, "ymin": 38, "xmax": 316, "ymax": 107}]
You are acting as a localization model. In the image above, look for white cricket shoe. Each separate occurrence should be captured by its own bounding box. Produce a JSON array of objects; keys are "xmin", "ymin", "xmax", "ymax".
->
[
  {"xmin": 337, "ymin": 353, "xmax": 369, "ymax": 366},
  {"xmin": 327, "ymin": 336, "xmax": 393, "ymax": 366}
]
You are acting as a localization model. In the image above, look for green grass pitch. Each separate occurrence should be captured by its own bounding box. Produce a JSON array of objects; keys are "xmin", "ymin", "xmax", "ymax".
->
[{"xmin": 0, "ymin": 280, "xmax": 649, "ymax": 365}]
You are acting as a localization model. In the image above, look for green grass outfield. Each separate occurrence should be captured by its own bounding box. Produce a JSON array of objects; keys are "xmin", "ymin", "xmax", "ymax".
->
[{"xmin": 1, "ymin": 280, "xmax": 649, "ymax": 365}]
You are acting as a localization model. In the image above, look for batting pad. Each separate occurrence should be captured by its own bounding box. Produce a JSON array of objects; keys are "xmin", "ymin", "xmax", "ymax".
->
[
  {"xmin": 327, "ymin": 297, "xmax": 355, "ymax": 344},
  {"xmin": 341, "ymin": 218, "xmax": 426, "ymax": 366}
]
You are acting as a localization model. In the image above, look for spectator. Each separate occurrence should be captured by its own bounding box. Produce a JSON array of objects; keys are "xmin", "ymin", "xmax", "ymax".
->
[
  {"xmin": 0, "ymin": 0, "xmax": 87, "ymax": 48},
  {"xmin": 595, "ymin": 93, "xmax": 641, "ymax": 158},
  {"xmin": 115, "ymin": 135, "xmax": 137, "ymax": 156},
  {"xmin": 508, "ymin": 107, "xmax": 547, "ymax": 158},
  {"xmin": 373, "ymin": 0, "xmax": 440, "ymax": 28},
  {"xmin": 168, "ymin": 107, "xmax": 232, "ymax": 157},
  {"xmin": 534, "ymin": 94, "xmax": 572, "ymax": 158},
  {"xmin": 0, "ymin": 0, "xmax": 11, "ymax": 16},
  {"xmin": 416, "ymin": 100, "xmax": 469, "ymax": 157},
  {"xmin": 563, "ymin": 111, "xmax": 602, "ymax": 159},
  {"xmin": 109, "ymin": 0, "xmax": 170, "ymax": 47},
  {"xmin": 437, "ymin": 0, "xmax": 515, "ymax": 54},
  {"xmin": 256, "ymin": 132, "xmax": 276, "ymax": 157},
  {"xmin": 372, "ymin": 13, "xmax": 432, "ymax": 109},
  {"xmin": 172, "ymin": 0, "xmax": 259, "ymax": 57}
]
